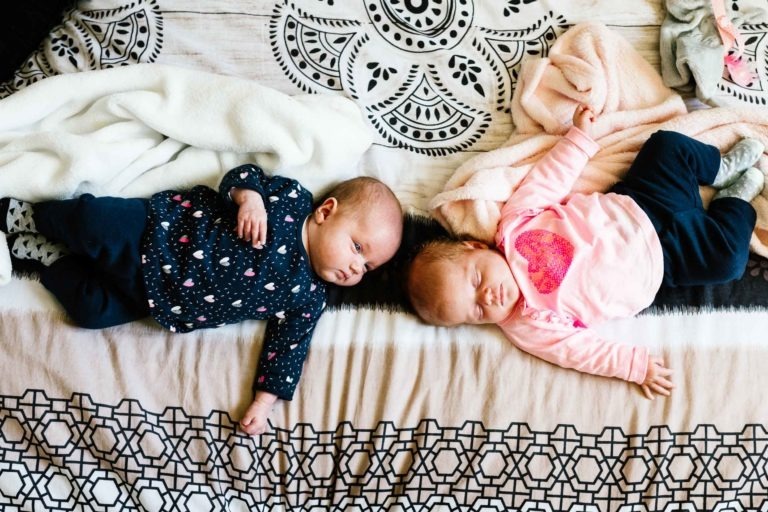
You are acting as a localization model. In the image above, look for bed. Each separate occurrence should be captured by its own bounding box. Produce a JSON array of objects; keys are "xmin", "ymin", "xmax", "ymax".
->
[{"xmin": 1, "ymin": 0, "xmax": 768, "ymax": 510}]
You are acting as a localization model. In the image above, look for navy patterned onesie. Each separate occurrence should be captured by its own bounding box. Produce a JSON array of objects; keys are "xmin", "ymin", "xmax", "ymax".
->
[
  {"xmin": 143, "ymin": 165, "xmax": 327, "ymax": 400},
  {"xmin": 35, "ymin": 165, "xmax": 327, "ymax": 400}
]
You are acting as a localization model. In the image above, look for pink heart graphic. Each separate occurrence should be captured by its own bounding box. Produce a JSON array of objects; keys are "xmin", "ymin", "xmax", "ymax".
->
[
  {"xmin": 172, "ymin": 194, "xmax": 182, "ymax": 202},
  {"xmin": 257, "ymin": 306, "xmax": 267, "ymax": 312},
  {"xmin": 178, "ymin": 235, "xmax": 190, "ymax": 243},
  {"xmin": 267, "ymin": 352, "xmax": 276, "ymax": 360},
  {"xmin": 514, "ymin": 229, "xmax": 574, "ymax": 294},
  {"xmin": 258, "ymin": 375, "xmax": 265, "ymax": 383},
  {"xmin": 180, "ymin": 200, "xmax": 192, "ymax": 208},
  {"xmin": 285, "ymin": 215, "xmax": 294, "ymax": 222},
  {"xmin": 244, "ymin": 268, "xmax": 255, "ymax": 277},
  {"xmin": 182, "ymin": 279, "xmax": 194, "ymax": 287}
]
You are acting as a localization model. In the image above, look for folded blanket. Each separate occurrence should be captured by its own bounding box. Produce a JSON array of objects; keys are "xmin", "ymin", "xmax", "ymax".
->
[
  {"xmin": 0, "ymin": 63, "xmax": 373, "ymax": 284},
  {"xmin": 431, "ymin": 22, "xmax": 768, "ymax": 256}
]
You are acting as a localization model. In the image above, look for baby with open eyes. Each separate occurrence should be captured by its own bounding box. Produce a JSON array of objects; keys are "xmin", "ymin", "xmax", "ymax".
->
[{"xmin": 1, "ymin": 164, "xmax": 404, "ymax": 434}]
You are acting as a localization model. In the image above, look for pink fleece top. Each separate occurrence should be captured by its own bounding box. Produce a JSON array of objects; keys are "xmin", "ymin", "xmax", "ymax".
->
[{"xmin": 495, "ymin": 127, "xmax": 664, "ymax": 384}]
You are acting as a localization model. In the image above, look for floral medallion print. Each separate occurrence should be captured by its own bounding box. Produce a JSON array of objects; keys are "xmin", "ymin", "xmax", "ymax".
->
[
  {"xmin": 716, "ymin": 21, "xmax": 768, "ymax": 105},
  {"xmin": 270, "ymin": 1, "xmax": 568, "ymax": 155},
  {"xmin": 0, "ymin": 0, "xmax": 163, "ymax": 98}
]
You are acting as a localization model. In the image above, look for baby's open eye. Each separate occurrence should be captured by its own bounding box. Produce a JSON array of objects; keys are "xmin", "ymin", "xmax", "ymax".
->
[{"xmin": 354, "ymin": 242, "xmax": 362, "ymax": 253}]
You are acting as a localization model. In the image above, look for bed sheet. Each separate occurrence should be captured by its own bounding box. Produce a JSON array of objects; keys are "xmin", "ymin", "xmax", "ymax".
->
[{"xmin": 1, "ymin": 1, "xmax": 768, "ymax": 510}]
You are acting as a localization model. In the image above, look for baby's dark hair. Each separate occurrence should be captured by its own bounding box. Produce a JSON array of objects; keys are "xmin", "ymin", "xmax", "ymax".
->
[
  {"xmin": 405, "ymin": 237, "xmax": 471, "ymax": 324},
  {"xmin": 409, "ymin": 238, "xmax": 469, "ymax": 266}
]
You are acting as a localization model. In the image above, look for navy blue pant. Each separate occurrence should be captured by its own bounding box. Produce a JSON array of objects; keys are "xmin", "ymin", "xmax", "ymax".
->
[
  {"xmin": 34, "ymin": 194, "xmax": 150, "ymax": 328},
  {"xmin": 610, "ymin": 131, "xmax": 756, "ymax": 287}
]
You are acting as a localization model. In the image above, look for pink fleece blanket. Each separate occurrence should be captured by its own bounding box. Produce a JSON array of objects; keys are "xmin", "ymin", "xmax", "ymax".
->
[{"xmin": 430, "ymin": 22, "xmax": 768, "ymax": 257}]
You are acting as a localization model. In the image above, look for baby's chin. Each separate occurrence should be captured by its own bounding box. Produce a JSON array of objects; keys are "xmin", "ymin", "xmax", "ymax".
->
[
  {"xmin": 332, "ymin": 275, "xmax": 363, "ymax": 287},
  {"xmin": 318, "ymin": 268, "xmax": 361, "ymax": 287}
]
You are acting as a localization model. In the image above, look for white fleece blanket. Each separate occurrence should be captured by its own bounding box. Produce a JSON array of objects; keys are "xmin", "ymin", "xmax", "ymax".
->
[{"xmin": 0, "ymin": 63, "xmax": 373, "ymax": 285}]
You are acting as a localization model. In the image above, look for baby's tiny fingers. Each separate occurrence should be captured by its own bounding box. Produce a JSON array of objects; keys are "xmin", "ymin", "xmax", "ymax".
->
[
  {"xmin": 243, "ymin": 221, "xmax": 252, "ymax": 241},
  {"xmin": 251, "ymin": 227, "xmax": 264, "ymax": 247},
  {"xmin": 641, "ymin": 384, "xmax": 654, "ymax": 400},
  {"xmin": 259, "ymin": 219, "xmax": 268, "ymax": 245}
]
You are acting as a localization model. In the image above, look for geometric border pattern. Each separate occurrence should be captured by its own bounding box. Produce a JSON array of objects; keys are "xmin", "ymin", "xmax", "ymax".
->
[{"xmin": 1, "ymin": 391, "xmax": 767, "ymax": 511}]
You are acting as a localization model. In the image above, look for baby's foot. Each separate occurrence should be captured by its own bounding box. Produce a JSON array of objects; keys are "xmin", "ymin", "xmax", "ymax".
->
[
  {"xmin": 0, "ymin": 197, "xmax": 37, "ymax": 234},
  {"xmin": 8, "ymin": 233, "xmax": 69, "ymax": 267},
  {"xmin": 713, "ymin": 167, "xmax": 765, "ymax": 202},
  {"xmin": 713, "ymin": 138, "xmax": 764, "ymax": 188}
]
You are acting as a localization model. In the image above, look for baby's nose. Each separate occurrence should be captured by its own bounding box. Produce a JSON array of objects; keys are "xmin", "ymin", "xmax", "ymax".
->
[
  {"xmin": 350, "ymin": 260, "xmax": 364, "ymax": 274},
  {"xmin": 482, "ymin": 286, "xmax": 496, "ymax": 305}
]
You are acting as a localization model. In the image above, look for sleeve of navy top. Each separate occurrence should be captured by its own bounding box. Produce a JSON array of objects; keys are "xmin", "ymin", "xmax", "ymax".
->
[
  {"xmin": 218, "ymin": 164, "xmax": 268, "ymax": 205},
  {"xmin": 253, "ymin": 298, "xmax": 326, "ymax": 400}
]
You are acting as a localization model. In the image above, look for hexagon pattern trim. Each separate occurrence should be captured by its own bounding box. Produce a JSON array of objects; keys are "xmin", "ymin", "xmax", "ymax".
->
[{"xmin": 1, "ymin": 391, "xmax": 767, "ymax": 510}]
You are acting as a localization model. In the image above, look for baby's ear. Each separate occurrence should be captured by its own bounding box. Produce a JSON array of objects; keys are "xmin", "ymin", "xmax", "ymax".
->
[{"xmin": 314, "ymin": 197, "xmax": 338, "ymax": 223}]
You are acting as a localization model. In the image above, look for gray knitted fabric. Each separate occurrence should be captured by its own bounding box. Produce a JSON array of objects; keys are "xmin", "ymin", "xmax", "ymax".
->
[
  {"xmin": 660, "ymin": 0, "xmax": 766, "ymax": 106},
  {"xmin": 660, "ymin": 0, "xmax": 724, "ymax": 99}
]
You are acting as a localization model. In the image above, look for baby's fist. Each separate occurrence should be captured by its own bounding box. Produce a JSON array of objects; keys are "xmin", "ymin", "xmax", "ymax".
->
[
  {"xmin": 573, "ymin": 104, "xmax": 596, "ymax": 137},
  {"xmin": 239, "ymin": 392, "xmax": 277, "ymax": 436}
]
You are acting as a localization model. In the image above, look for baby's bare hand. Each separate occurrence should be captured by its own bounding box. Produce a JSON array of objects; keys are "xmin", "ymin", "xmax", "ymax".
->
[
  {"xmin": 232, "ymin": 188, "xmax": 267, "ymax": 248},
  {"xmin": 239, "ymin": 394, "xmax": 275, "ymax": 436},
  {"xmin": 639, "ymin": 355, "xmax": 674, "ymax": 400},
  {"xmin": 572, "ymin": 104, "xmax": 596, "ymax": 137}
]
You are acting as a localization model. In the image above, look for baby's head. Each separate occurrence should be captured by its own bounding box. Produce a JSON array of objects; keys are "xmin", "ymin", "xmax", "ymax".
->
[
  {"xmin": 406, "ymin": 239, "xmax": 519, "ymax": 326},
  {"xmin": 306, "ymin": 177, "xmax": 403, "ymax": 286}
]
